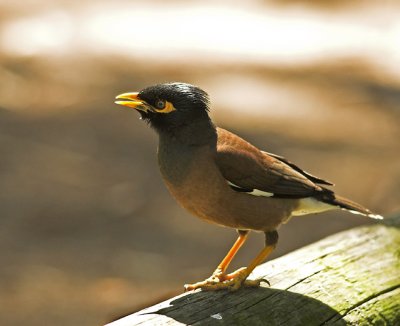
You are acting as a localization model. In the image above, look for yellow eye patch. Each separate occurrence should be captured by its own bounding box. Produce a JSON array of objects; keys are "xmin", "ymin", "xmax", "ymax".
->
[{"xmin": 155, "ymin": 100, "xmax": 176, "ymax": 114}]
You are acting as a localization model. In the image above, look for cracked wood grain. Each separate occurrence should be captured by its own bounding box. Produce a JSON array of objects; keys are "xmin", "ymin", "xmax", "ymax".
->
[{"xmin": 107, "ymin": 215, "xmax": 400, "ymax": 326}]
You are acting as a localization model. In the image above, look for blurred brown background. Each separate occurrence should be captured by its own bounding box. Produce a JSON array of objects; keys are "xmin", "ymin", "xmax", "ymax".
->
[{"xmin": 1, "ymin": 1, "xmax": 399, "ymax": 325}]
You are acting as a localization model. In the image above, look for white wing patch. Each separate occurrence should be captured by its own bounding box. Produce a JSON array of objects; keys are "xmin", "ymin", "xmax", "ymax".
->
[
  {"xmin": 227, "ymin": 181, "xmax": 274, "ymax": 197},
  {"xmin": 247, "ymin": 188, "xmax": 274, "ymax": 197}
]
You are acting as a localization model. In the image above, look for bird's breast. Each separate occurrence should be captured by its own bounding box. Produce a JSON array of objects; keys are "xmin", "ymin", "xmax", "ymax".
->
[
  {"xmin": 157, "ymin": 140, "xmax": 234, "ymax": 225},
  {"xmin": 157, "ymin": 139, "xmax": 296, "ymax": 231}
]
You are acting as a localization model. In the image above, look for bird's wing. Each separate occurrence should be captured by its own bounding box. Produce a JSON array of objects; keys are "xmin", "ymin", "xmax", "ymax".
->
[
  {"xmin": 215, "ymin": 128, "xmax": 326, "ymax": 197},
  {"xmin": 261, "ymin": 151, "xmax": 334, "ymax": 186}
]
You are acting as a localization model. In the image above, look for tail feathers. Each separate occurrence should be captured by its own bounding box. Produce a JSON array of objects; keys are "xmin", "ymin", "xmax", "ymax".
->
[{"xmin": 321, "ymin": 192, "xmax": 383, "ymax": 220}]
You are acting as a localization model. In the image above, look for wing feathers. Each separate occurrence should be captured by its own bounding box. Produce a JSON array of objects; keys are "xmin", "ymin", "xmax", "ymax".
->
[
  {"xmin": 262, "ymin": 151, "xmax": 334, "ymax": 186},
  {"xmin": 215, "ymin": 128, "xmax": 381, "ymax": 219},
  {"xmin": 216, "ymin": 128, "xmax": 325, "ymax": 198}
]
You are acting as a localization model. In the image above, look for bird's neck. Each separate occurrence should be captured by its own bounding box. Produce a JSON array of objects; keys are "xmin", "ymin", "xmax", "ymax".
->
[
  {"xmin": 157, "ymin": 119, "xmax": 217, "ymax": 186},
  {"xmin": 157, "ymin": 118, "xmax": 217, "ymax": 147}
]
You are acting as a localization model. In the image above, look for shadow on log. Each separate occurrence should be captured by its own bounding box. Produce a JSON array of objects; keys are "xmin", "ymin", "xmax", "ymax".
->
[{"xmin": 107, "ymin": 214, "xmax": 400, "ymax": 325}]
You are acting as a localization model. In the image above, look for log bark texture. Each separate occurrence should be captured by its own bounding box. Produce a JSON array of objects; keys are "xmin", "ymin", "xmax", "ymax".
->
[{"xmin": 107, "ymin": 216, "xmax": 400, "ymax": 326}]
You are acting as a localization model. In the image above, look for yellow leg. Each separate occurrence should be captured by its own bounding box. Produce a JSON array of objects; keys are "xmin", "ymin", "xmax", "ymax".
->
[
  {"xmin": 184, "ymin": 231, "xmax": 248, "ymax": 291},
  {"xmin": 224, "ymin": 245, "xmax": 275, "ymax": 290},
  {"xmin": 184, "ymin": 230, "xmax": 278, "ymax": 292},
  {"xmin": 216, "ymin": 230, "xmax": 249, "ymax": 274},
  {"xmin": 246, "ymin": 243, "xmax": 274, "ymax": 275}
]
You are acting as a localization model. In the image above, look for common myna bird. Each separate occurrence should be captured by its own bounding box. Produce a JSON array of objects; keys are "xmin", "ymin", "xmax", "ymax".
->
[{"xmin": 115, "ymin": 82, "xmax": 382, "ymax": 291}]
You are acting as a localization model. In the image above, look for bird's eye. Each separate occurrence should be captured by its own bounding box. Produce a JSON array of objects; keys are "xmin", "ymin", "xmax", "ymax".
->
[
  {"xmin": 153, "ymin": 99, "xmax": 176, "ymax": 113},
  {"xmin": 155, "ymin": 99, "xmax": 166, "ymax": 109}
]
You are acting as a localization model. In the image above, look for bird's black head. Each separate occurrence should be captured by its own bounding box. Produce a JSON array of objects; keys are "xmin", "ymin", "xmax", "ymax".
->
[{"xmin": 115, "ymin": 82, "xmax": 212, "ymax": 137}]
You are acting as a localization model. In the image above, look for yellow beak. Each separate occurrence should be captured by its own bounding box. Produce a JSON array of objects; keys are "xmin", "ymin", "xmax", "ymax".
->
[{"xmin": 115, "ymin": 92, "xmax": 154, "ymax": 112}]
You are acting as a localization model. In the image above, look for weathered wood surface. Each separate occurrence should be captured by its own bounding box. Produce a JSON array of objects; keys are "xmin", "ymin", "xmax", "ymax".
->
[{"xmin": 107, "ymin": 215, "xmax": 400, "ymax": 326}]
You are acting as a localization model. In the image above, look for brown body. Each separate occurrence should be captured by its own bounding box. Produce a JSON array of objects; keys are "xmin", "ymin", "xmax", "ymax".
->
[
  {"xmin": 159, "ymin": 139, "xmax": 298, "ymax": 231},
  {"xmin": 159, "ymin": 127, "xmax": 318, "ymax": 232}
]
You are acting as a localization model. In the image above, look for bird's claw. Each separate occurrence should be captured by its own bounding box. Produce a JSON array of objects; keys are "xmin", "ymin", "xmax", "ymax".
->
[{"xmin": 184, "ymin": 267, "xmax": 270, "ymax": 292}]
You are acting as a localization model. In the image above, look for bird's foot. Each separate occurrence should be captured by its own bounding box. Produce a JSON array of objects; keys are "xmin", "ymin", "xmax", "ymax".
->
[{"xmin": 184, "ymin": 267, "xmax": 269, "ymax": 292}]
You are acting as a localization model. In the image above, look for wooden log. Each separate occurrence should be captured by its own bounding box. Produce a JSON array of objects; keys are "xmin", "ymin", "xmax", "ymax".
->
[{"xmin": 107, "ymin": 215, "xmax": 400, "ymax": 325}]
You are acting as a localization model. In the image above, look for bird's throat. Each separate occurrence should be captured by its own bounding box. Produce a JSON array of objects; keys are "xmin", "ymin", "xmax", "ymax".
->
[
  {"xmin": 157, "ymin": 121, "xmax": 217, "ymax": 187},
  {"xmin": 158, "ymin": 118, "xmax": 217, "ymax": 147}
]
